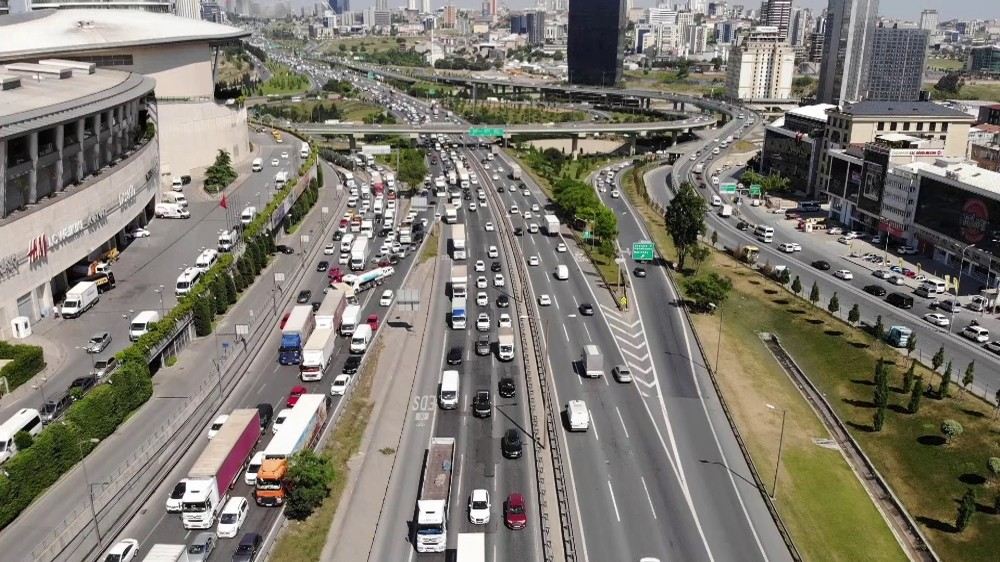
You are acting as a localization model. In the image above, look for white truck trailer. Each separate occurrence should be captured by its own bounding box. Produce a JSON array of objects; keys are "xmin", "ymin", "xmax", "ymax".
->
[
  {"xmin": 451, "ymin": 224, "xmax": 467, "ymax": 260},
  {"xmin": 415, "ymin": 437, "xmax": 455, "ymax": 553},
  {"xmin": 498, "ymin": 326, "xmax": 515, "ymax": 361},
  {"xmin": 300, "ymin": 326, "xmax": 337, "ymax": 381},
  {"xmin": 582, "ymin": 344, "xmax": 605, "ymax": 378}
]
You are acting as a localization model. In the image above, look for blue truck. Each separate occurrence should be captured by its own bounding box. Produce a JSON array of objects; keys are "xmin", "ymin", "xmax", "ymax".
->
[{"xmin": 279, "ymin": 305, "xmax": 315, "ymax": 365}]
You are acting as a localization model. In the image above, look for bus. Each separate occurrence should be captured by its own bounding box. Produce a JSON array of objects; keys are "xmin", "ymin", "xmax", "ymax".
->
[
  {"xmin": 175, "ymin": 267, "xmax": 202, "ymax": 296},
  {"xmin": 0, "ymin": 408, "xmax": 43, "ymax": 464},
  {"xmin": 753, "ymin": 225, "xmax": 774, "ymax": 243}
]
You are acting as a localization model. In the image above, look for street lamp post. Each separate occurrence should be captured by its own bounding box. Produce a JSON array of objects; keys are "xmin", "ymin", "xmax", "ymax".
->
[
  {"xmin": 154, "ymin": 285, "xmax": 165, "ymax": 317},
  {"xmin": 950, "ymin": 244, "xmax": 976, "ymax": 330},
  {"xmin": 77, "ymin": 438, "xmax": 102, "ymax": 545},
  {"xmin": 766, "ymin": 403, "xmax": 786, "ymax": 499}
]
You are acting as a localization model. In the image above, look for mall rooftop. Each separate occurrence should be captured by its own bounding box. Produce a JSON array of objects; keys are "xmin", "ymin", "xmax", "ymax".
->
[{"xmin": 908, "ymin": 159, "xmax": 1000, "ymax": 196}]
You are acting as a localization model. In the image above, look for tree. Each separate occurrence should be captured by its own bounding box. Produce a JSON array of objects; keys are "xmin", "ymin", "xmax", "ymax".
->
[
  {"xmin": 711, "ymin": 230, "xmax": 719, "ymax": 247},
  {"xmin": 902, "ymin": 360, "xmax": 916, "ymax": 393},
  {"xmin": 935, "ymin": 71, "xmax": 964, "ymax": 95},
  {"xmin": 593, "ymin": 207, "xmax": 619, "ymax": 241},
  {"xmin": 682, "ymin": 273, "xmax": 733, "ymax": 312},
  {"xmin": 962, "ymin": 361, "xmax": 975, "ymax": 392},
  {"xmin": 223, "ymin": 273, "xmax": 238, "ymax": 306},
  {"xmin": 932, "ymin": 346, "xmax": 945, "ymax": 371},
  {"xmin": 688, "ymin": 244, "xmax": 711, "ymax": 270},
  {"xmin": 13, "ymin": 431, "xmax": 34, "ymax": 452},
  {"xmin": 908, "ymin": 378, "xmax": 923, "ymax": 413},
  {"xmin": 665, "ymin": 183, "xmax": 707, "ymax": 271},
  {"xmin": 939, "ymin": 360, "xmax": 953, "ymax": 398},
  {"xmin": 193, "ymin": 294, "xmax": 214, "ymax": 336},
  {"xmin": 987, "ymin": 457, "xmax": 1000, "ymax": 484},
  {"xmin": 285, "ymin": 450, "xmax": 335, "ymax": 520},
  {"xmin": 848, "ymin": 303, "xmax": 860, "ymax": 325},
  {"xmin": 791, "ymin": 275, "xmax": 802, "ymax": 296},
  {"xmin": 873, "ymin": 315, "xmax": 885, "ymax": 343},
  {"xmin": 906, "ymin": 333, "xmax": 917, "ymax": 357},
  {"xmin": 204, "ymin": 149, "xmax": 237, "ymax": 193},
  {"xmin": 827, "ymin": 292, "xmax": 840, "ymax": 315},
  {"xmin": 211, "ymin": 276, "xmax": 228, "ymax": 315},
  {"xmin": 778, "ymin": 268, "xmax": 791, "ymax": 285},
  {"xmin": 956, "ymin": 488, "xmax": 975, "ymax": 532},
  {"xmin": 941, "ymin": 419, "xmax": 963, "ymax": 443},
  {"xmin": 873, "ymin": 405, "xmax": 886, "ymax": 432},
  {"xmin": 809, "ymin": 281, "xmax": 820, "ymax": 306}
]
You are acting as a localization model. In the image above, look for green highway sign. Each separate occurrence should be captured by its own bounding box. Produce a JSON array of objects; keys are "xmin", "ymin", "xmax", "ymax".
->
[
  {"xmin": 582, "ymin": 230, "xmax": 593, "ymax": 240},
  {"xmin": 720, "ymin": 181, "xmax": 738, "ymax": 195},
  {"xmin": 468, "ymin": 127, "xmax": 506, "ymax": 137},
  {"xmin": 749, "ymin": 184, "xmax": 762, "ymax": 197},
  {"xmin": 632, "ymin": 241, "xmax": 655, "ymax": 262},
  {"xmin": 367, "ymin": 71, "xmax": 375, "ymax": 79}
]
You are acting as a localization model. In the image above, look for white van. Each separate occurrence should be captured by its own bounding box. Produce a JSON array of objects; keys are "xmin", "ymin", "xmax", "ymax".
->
[
  {"xmin": 0, "ymin": 408, "xmax": 43, "ymax": 464},
  {"xmin": 245, "ymin": 451, "xmax": 266, "ymax": 485},
  {"xmin": 240, "ymin": 206, "xmax": 257, "ymax": 226},
  {"xmin": 350, "ymin": 324, "xmax": 373, "ymax": 354},
  {"xmin": 216, "ymin": 496, "xmax": 248, "ymax": 538},
  {"xmin": 129, "ymin": 310, "xmax": 160, "ymax": 341},
  {"xmin": 175, "ymin": 267, "xmax": 202, "ymax": 296},
  {"xmin": 340, "ymin": 233, "xmax": 355, "ymax": 254},
  {"xmin": 439, "ymin": 370, "xmax": 459, "ymax": 409},
  {"xmin": 961, "ymin": 325, "xmax": 990, "ymax": 343},
  {"xmin": 921, "ymin": 279, "xmax": 947, "ymax": 294},
  {"xmin": 251, "ymin": 158, "xmax": 263, "ymax": 172},
  {"xmin": 161, "ymin": 192, "xmax": 188, "ymax": 207},
  {"xmin": 555, "ymin": 265, "xmax": 569, "ymax": 280},
  {"xmin": 195, "ymin": 249, "xmax": 219, "ymax": 272},
  {"xmin": 171, "ymin": 177, "xmax": 184, "ymax": 191},
  {"xmin": 753, "ymin": 225, "xmax": 775, "ymax": 244},
  {"xmin": 566, "ymin": 400, "xmax": 590, "ymax": 431},
  {"xmin": 155, "ymin": 203, "xmax": 190, "ymax": 219},
  {"xmin": 711, "ymin": 194, "xmax": 722, "ymax": 207}
]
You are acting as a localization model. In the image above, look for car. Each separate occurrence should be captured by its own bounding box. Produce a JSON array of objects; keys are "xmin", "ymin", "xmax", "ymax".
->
[
  {"xmin": 502, "ymin": 428, "xmax": 523, "ymax": 458},
  {"xmin": 811, "ymin": 260, "xmax": 831, "ymax": 270},
  {"xmin": 127, "ymin": 226, "xmax": 151, "ymax": 239},
  {"xmin": 833, "ymin": 269, "xmax": 854, "ymax": 280},
  {"xmin": 280, "ymin": 151, "xmax": 289, "ymax": 159},
  {"xmin": 296, "ymin": 290, "xmax": 312, "ymax": 304},
  {"xmin": 379, "ymin": 289, "xmax": 394, "ymax": 306},
  {"xmin": 494, "ymin": 274, "xmax": 505, "ymax": 287},
  {"xmin": 485, "ymin": 221, "xmax": 495, "ymax": 232},
  {"xmin": 316, "ymin": 260, "xmax": 329, "ymax": 272},
  {"xmin": 962, "ymin": 324, "xmax": 990, "ymax": 343},
  {"xmin": 983, "ymin": 341, "xmax": 1000, "ymax": 356},
  {"xmin": 528, "ymin": 255, "xmax": 539, "ymax": 266},
  {"xmin": 473, "ymin": 390, "xmax": 492, "ymax": 417},
  {"xmin": 897, "ymin": 245, "xmax": 918, "ymax": 255},
  {"xmin": 538, "ymin": 294, "xmax": 552, "ymax": 306},
  {"xmin": 513, "ymin": 227, "xmax": 524, "ymax": 236},
  {"xmin": 476, "ymin": 291, "xmax": 489, "ymax": 307},
  {"xmin": 102, "ymin": 539, "xmax": 139, "ymax": 562},
  {"xmin": 612, "ymin": 364, "xmax": 634, "ymax": 383},
  {"xmin": 505, "ymin": 493, "xmax": 528, "ymax": 530},
  {"xmin": 498, "ymin": 313, "xmax": 512, "ymax": 328},
  {"xmin": 286, "ymin": 385, "xmax": 307, "ymax": 407},
  {"xmin": 187, "ymin": 531, "xmax": 216, "ymax": 562},
  {"xmin": 498, "ymin": 377, "xmax": 516, "ymax": 398},
  {"xmin": 496, "ymin": 294, "xmax": 510, "ymax": 308},
  {"xmin": 837, "ymin": 236, "xmax": 852, "ymax": 245},
  {"xmin": 491, "ymin": 261, "xmax": 502, "ymax": 272},
  {"xmin": 873, "ymin": 269, "xmax": 893, "ymax": 280},
  {"xmin": 270, "ymin": 158, "xmax": 280, "ymax": 167},
  {"xmin": 923, "ymin": 313, "xmax": 950, "ymax": 327},
  {"xmin": 777, "ymin": 242, "xmax": 797, "ymax": 253},
  {"xmin": 330, "ymin": 374, "xmax": 351, "ymax": 396},
  {"xmin": 888, "ymin": 275, "xmax": 905, "ymax": 286},
  {"xmin": 476, "ymin": 276, "xmax": 488, "ymax": 289},
  {"xmin": 323, "ymin": 242, "xmax": 335, "ymax": 255},
  {"xmin": 342, "ymin": 355, "xmax": 362, "ymax": 375},
  {"xmin": 522, "ymin": 189, "xmax": 530, "ymax": 197},
  {"xmin": 447, "ymin": 346, "xmax": 463, "ymax": 365},
  {"xmin": 633, "ymin": 267, "xmax": 647, "ymax": 278},
  {"xmin": 165, "ymin": 478, "xmax": 188, "ymax": 512},
  {"xmin": 524, "ymin": 211, "xmax": 533, "ymax": 220},
  {"xmin": 231, "ymin": 532, "xmax": 262, "ymax": 562},
  {"xmin": 556, "ymin": 243, "xmax": 567, "ymax": 253},
  {"xmin": 476, "ymin": 334, "xmax": 491, "ymax": 356},
  {"xmin": 207, "ymin": 414, "xmax": 229, "ymax": 439},
  {"xmin": 67, "ymin": 375, "xmax": 98, "ymax": 400},
  {"xmin": 610, "ymin": 189, "xmax": 620, "ymax": 198},
  {"xmin": 338, "ymin": 253, "xmax": 349, "ymax": 265},
  {"xmin": 477, "ymin": 313, "xmax": 490, "ymax": 332},
  {"xmin": 469, "ymin": 489, "xmax": 491, "ymax": 524},
  {"xmin": 468, "ymin": 202, "xmax": 477, "ymax": 212},
  {"xmin": 86, "ymin": 331, "xmax": 112, "ymax": 354},
  {"xmin": 332, "ymin": 230, "xmax": 344, "ymax": 241},
  {"xmin": 935, "ymin": 299, "xmax": 962, "ymax": 313},
  {"xmin": 488, "ymin": 245, "xmax": 499, "ymax": 258},
  {"xmin": 475, "ymin": 260, "xmax": 486, "ymax": 272},
  {"xmin": 40, "ymin": 393, "xmax": 72, "ymax": 424},
  {"xmin": 863, "ymin": 284, "xmax": 887, "ymax": 297},
  {"xmin": 91, "ymin": 356, "xmax": 119, "ymax": 379},
  {"xmin": 579, "ymin": 303, "xmax": 595, "ymax": 316}
]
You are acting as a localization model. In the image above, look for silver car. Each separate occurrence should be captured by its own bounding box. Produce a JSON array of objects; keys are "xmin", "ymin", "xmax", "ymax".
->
[{"xmin": 186, "ymin": 531, "xmax": 216, "ymax": 562}]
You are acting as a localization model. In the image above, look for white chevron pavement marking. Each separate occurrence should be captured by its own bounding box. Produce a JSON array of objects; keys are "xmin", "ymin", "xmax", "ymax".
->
[
  {"xmin": 629, "ymin": 362, "xmax": 653, "ymax": 375},
  {"xmin": 615, "ymin": 336, "xmax": 648, "ymax": 351},
  {"xmin": 620, "ymin": 348, "xmax": 650, "ymax": 363}
]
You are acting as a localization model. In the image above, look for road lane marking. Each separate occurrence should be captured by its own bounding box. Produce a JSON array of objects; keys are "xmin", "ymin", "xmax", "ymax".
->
[
  {"xmin": 582, "ymin": 324, "xmax": 593, "ymax": 342},
  {"xmin": 607, "ymin": 480, "xmax": 621, "ymax": 522},
  {"xmin": 641, "ymin": 476, "xmax": 658, "ymax": 520},
  {"xmin": 616, "ymin": 407, "xmax": 630, "ymax": 438},
  {"xmin": 590, "ymin": 409, "xmax": 599, "ymax": 441},
  {"xmin": 562, "ymin": 324, "xmax": 569, "ymax": 342}
]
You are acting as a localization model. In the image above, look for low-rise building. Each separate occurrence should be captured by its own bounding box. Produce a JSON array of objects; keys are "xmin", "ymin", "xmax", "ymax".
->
[{"xmin": 760, "ymin": 103, "xmax": 834, "ymax": 192}]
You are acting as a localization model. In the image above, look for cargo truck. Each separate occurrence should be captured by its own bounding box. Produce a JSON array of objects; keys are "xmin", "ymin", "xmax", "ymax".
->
[
  {"xmin": 543, "ymin": 214, "xmax": 560, "ymax": 236},
  {"xmin": 718, "ymin": 204, "xmax": 733, "ymax": 218},
  {"xmin": 458, "ymin": 167, "xmax": 470, "ymax": 185},
  {"xmin": 340, "ymin": 304, "xmax": 361, "ymax": 336},
  {"xmin": 451, "ymin": 297, "xmax": 467, "ymax": 329},
  {"xmin": 582, "ymin": 344, "xmax": 604, "ymax": 378},
  {"xmin": 300, "ymin": 327, "xmax": 336, "ymax": 381},
  {"xmin": 315, "ymin": 285, "xmax": 349, "ymax": 330},
  {"xmin": 182, "ymin": 409, "xmax": 261, "ymax": 529},
  {"xmin": 279, "ymin": 305, "xmax": 315, "ymax": 365},
  {"xmin": 255, "ymin": 394, "xmax": 329, "ymax": 506},
  {"xmin": 142, "ymin": 544, "xmax": 190, "ymax": 562},
  {"xmin": 509, "ymin": 164, "xmax": 522, "ymax": 180},
  {"xmin": 498, "ymin": 326, "xmax": 515, "ymax": 361},
  {"xmin": 342, "ymin": 266, "xmax": 395, "ymax": 294},
  {"xmin": 415, "ymin": 437, "xmax": 456, "ymax": 553},
  {"xmin": 60, "ymin": 281, "xmax": 99, "ymax": 318},
  {"xmin": 457, "ymin": 533, "xmax": 485, "ymax": 562},
  {"xmin": 451, "ymin": 224, "xmax": 467, "ymax": 260},
  {"xmin": 444, "ymin": 206, "xmax": 458, "ymax": 224},
  {"xmin": 350, "ymin": 236, "xmax": 370, "ymax": 271},
  {"xmin": 447, "ymin": 170, "xmax": 457, "ymax": 186},
  {"xmin": 451, "ymin": 264, "xmax": 468, "ymax": 299}
]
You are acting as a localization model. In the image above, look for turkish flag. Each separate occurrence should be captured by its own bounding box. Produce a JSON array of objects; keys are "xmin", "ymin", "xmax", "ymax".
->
[{"xmin": 220, "ymin": 194, "xmax": 228, "ymax": 209}]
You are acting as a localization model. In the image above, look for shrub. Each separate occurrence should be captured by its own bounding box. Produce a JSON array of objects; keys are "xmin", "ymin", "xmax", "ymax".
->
[{"xmin": 0, "ymin": 342, "xmax": 45, "ymax": 391}]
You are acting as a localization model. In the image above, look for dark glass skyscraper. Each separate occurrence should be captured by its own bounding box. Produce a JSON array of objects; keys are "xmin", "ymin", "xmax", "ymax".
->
[
  {"xmin": 328, "ymin": 0, "xmax": 348, "ymax": 14},
  {"xmin": 567, "ymin": 0, "xmax": 626, "ymax": 86}
]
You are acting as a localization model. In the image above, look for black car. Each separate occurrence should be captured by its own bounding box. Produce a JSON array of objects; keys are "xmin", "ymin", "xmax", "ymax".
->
[
  {"xmin": 316, "ymin": 261, "xmax": 329, "ymax": 272},
  {"xmin": 863, "ymin": 284, "xmax": 887, "ymax": 297},
  {"xmin": 473, "ymin": 390, "xmax": 492, "ymax": 418},
  {"xmin": 256, "ymin": 403, "xmax": 274, "ymax": 430},
  {"xmin": 502, "ymin": 428, "xmax": 523, "ymax": 458},
  {"xmin": 579, "ymin": 303, "xmax": 595, "ymax": 316},
  {"xmin": 343, "ymin": 355, "xmax": 362, "ymax": 375},
  {"xmin": 633, "ymin": 267, "xmax": 647, "ymax": 278},
  {"xmin": 232, "ymin": 533, "xmax": 262, "ymax": 562},
  {"xmin": 476, "ymin": 335, "xmax": 491, "ymax": 356},
  {"xmin": 491, "ymin": 261, "xmax": 502, "ymax": 272},
  {"xmin": 497, "ymin": 186, "xmax": 505, "ymax": 193},
  {"xmin": 498, "ymin": 377, "xmax": 516, "ymax": 398},
  {"xmin": 811, "ymin": 260, "xmax": 831, "ymax": 271},
  {"xmin": 68, "ymin": 375, "xmax": 98, "ymax": 399},
  {"xmin": 332, "ymin": 230, "xmax": 344, "ymax": 241},
  {"xmin": 167, "ymin": 480, "xmax": 187, "ymax": 513},
  {"xmin": 296, "ymin": 290, "xmax": 312, "ymax": 304},
  {"xmin": 40, "ymin": 393, "xmax": 73, "ymax": 424},
  {"xmin": 513, "ymin": 227, "xmax": 523, "ymax": 236},
  {"xmin": 496, "ymin": 294, "xmax": 510, "ymax": 308},
  {"xmin": 276, "ymin": 244, "xmax": 294, "ymax": 255},
  {"xmin": 447, "ymin": 346, "xmax": 463, "ymax": 365}
]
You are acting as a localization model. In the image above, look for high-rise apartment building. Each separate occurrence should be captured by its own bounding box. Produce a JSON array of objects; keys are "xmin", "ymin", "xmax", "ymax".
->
[
  {"xmin": 647, "ymin": 7, "xmax": 677, "ymax": 25},
  {"xmin": 568, "ymin": 0, "xmax": 626, "ymax": 86},
  {"xmin": 421, "ymin": 0, "xmax": 429, "ymax": 13},
  {"xmin": 725, "ymin": 26, "xmax": 796, "ymax": 101},
  {"xmin": 865, "ymin": 23, "xmax": 928, "ymax": 101},
  {"xmin": 510, "ymin": 10, "xmax": 546, "ymax": 45},
  {"xmin": 789, "ymin": 8, "xmax": 810, "ymax": 46},
  {"xmin": 375, "ymin": 0, "xmax": 386, "ymax": 10},
  {"xmin": 761, "ymin": 0, "xmax": 792, "ymax": 39},
  {"xmin": 685, "ymin": 23, "xmax": 708, "ymax": 54},
  {"xmin": 816, "ymin": 0, "xmax": 879, "ymax": 105},
  {"xmin": 919, "ymin": 9, "xmax": 937, "ymax": 33},
  {"xmin": 176, "ymin": 0, "xmax": 200, "ymax": 19},
  {"xmin": 327, "ymin": 0, "xmax": 348, "ymax": 14}
]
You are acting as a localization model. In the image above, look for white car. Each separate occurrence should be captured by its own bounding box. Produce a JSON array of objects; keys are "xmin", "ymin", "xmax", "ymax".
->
[
  {"xmin": 873, "ymin": 270, "xmax": 894, "ymax": 280},
  {"xmin": 475, "ymin": 260, "xmax": 486, "ymax": 272},
  {"xmin": 531, "ymin": 203, "xmax": 540, "ymax": 212},
  {"xmin": 128, "ymin": 227, "xmax": 151, "ymax": 239},
  {"xmin": 476, "ymin": 276, "xmax": 488, "ymax": 289},
  {"xmin": 789, "ymin": 243, "xmax": 802, "ymax": 252},
  {"xmin": 330, "ymin": 374, "xmax": 351, "ymax": 396},
  {"xmin": 528, "ymin": 255, "xmax": 540, "ymax": 266},
  {"xmin": 833, "ymin": 269, "xmax": 854, "ymax": 280},
  {"xmin": 477, "ymin": 291, "xmax": 489, "ymax": 306},
  {"xmin": 538, "ymin": 294, "xmax": 552, "ymax": 306},
  {"xmin": 488, "ymin": 245, "xmax": 499, "ymax": 258},
  {"xmin": 469, "ymin": 489, "xmax": 491, "ymax": 525},
  {"xmin": 610, "ymin": 189, "xmax": 620, "ymax": 198},
  {"xmin": 493, "ymin": 274, "xmax": 505, "ymax": 287},
  {"xmin": 379, "ymin": 289, "xmax": 394, "ymax": 306},
  {"xmin": 271, "ymin": 158, "xmax": 280, "ymax": 167},
  {"xmin": 556, "ymin": 243, "xmax": 567, "ymax": 253},
  {"xmin": 476, "ymin": 313, "xmax": 490, "ymax": 332},
  {"xmin": 524, "ymin": 211, "xmax": 533, "ymax": 220},
  {"xmin": 207, "ymin": 414, "xmax": 228, "ymax": 439},
  {"xmin": 510, "ymin": 205, "xmax": 519, "ymax": 215},
  {"xmin": 889, "ymin": 275, "xmax": 905, "ymax": 285},
  {"xmin": 923, "ymin": 313, "xmax": 950, "ymax": 327},
  {"xmin": 216, "ymin": 496, "xmax": 248, "ymax": 538},
  {"xmin": 338, "ymin": 253, "xmax": 349, "ymax": 265},
  {"xmin": 498, "ymin": 313, "xmax": 512, "ymax": 328},
  {"xmin": 102, "ymin": 539, "xmax": 139, "ymax": 562},
  {"xmin": 522, "ymin": 189, "xmax": 530, "ymax": 196},
  {"xmin": 468, "ymin": 203, "xmax": 477, "ymax": 212},
  {"xmin": 324, "ymin": 243, "xmax": 336, "ymax": 255},
  {"xmin": 281, "ymin": 151, "xmax": 289, "ymax": 159},
  {"xmin": 837, "ymin": 236, "xmax": 852, "ymax": 245},
  {"xmin": 485, "ymin": 222, "xmax": 495, "ymax": 232},
  {"xmin": 778, "ymin": 242, "xmax": 796, "ymax": 253}
]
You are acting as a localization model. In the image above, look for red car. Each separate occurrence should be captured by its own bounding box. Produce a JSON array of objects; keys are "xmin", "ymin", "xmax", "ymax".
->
[
  {"xmin": 279, "ymin": 311, "xmax": 291, "ymax": 330},
  {"xmin": 504, "ymin": 493, "xmax": 527, "ymax": 530},
  {"xmin": 327, "ymin": 267, "xmax": 343, "ymax": 283},
  {"xmin": 367, "ymin": 314, "xmax": 379, "ymax": 331},
  {"xmin": 286, "ymin": 385, "xmax": 307, "ymax": 407}
]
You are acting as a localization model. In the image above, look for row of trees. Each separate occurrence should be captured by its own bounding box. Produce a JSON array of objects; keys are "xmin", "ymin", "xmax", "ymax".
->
[
  {"xmin": 739, "ymin": 169, "xmax": 791, "ymax": 193},
  {"xmin": 434, "ymin": 56, "xmax": 502, "ymax": 71},
  {"xmin": 395, "ymin": 148, "xmax": 428, "ymax": 190},
  {"xmin": 551, "ymin": 177, "xmax": 618, "ymax": 246},
  {"xmin": 256, "ymin": 102, "xmax": 344, "ymax": 124}
]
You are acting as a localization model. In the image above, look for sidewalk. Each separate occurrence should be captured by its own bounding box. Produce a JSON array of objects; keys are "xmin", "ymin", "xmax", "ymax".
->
[{"xmin": 321, "ymin": 256, "xmax": 440, "ymax": 562}]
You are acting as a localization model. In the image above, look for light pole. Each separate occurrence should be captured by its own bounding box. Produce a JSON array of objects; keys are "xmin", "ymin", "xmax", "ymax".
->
[
  {"xmin": 711, "ymin": 302, "xmax": 723, "ymax": 373},
  {"xmin": 31, "ymin": 375, "xmax": 48, "ymax": 404},
  {"xmin": 950, "ymin": 244, "xmax": 976, "ymax": 331},
  {"xmin": 77, "ymin": 438, "xmax": 102, "ymax": 545},
  {"xmin": 154, "ymin": 285, "xmax": 165, "ymax": 317},
  {"xmin": 766, "ymin": 403, "xmax": 786, "ymax": 499}
]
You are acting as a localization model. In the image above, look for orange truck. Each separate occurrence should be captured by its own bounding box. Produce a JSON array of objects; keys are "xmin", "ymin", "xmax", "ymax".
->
[{"xmin": 254, "ymin": 394, "xmax": 329, "ymax": 506}]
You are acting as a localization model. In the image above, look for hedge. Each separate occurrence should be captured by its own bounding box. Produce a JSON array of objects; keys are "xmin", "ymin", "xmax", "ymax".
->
[
  {"xmin": 0, "ymin": 137, "xmax": 321, "ymax": 531},
  {"xmin": 0, "ymin": 342, "xmax": 45, "ymax": 391}
]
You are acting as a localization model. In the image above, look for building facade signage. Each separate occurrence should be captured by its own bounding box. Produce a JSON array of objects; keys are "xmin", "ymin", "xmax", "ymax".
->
[
  {"xmin": 960, "ymin": 199, "xmax": 989, "ymax": 243},
  {"xmin": 26, "ymin": 235, "xmax": 49, "ymax": 262},
  {"xmin": 0, "ymin": 254, "xmax": 21, "ymax": 280},
  {"xmin": 50, "ymin": 209, "xmax": 108, "ymax": 248}
]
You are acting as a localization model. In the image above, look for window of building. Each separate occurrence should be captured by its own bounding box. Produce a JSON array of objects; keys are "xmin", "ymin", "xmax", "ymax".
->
[
  {"xmin": 916, "ymin": 122, "xmax": 923, "ymax": 131},
  {"xmin": 902, "ymin": 122, "xmax": 910, "ymax": 131},
  {"xmin": 890, "ymin": 122, "xmax": 897, "ymax": 131},
  {"xmin": 877, "ymin": 121, "xmax": 885, "ymax": 131},
  {"xmin": 929, "ymin": 122, "xmax": 936, "ymax": 132},
  {"xmin": 941, "ymin": 123, "xmax": 949, "ymax": 132}
]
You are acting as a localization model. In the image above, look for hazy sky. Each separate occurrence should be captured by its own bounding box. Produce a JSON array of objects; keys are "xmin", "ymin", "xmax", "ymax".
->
[{"xmin": 357, "ymin": 0, "xmax": 995, "ymax": 22}]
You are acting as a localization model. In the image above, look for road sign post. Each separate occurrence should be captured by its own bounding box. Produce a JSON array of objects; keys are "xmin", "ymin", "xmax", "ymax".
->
[
  {"xmin": 632, "ymin": 241, "xmax": 655, "ymax": 262},
  {"xmin": 468, "ymin": 127, "xmax": 506, "ymax": 138},
  {"xmin": 720, "ymin": 182, "xmax": 738, "ymax": 195}
]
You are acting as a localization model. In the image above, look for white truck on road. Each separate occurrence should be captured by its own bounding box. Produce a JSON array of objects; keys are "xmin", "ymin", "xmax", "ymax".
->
[
  {"xmin": 142, "ymin": 544, "xmax": 190, "ymax": 562},
  {"xmin": 350, "ymin": 236, "xmax": 370, "ymax": 271},
  {"xmin": 582, "ymin": 344, "xmax": 604, "ymax": 378},
  {"xmin": 451, "ymin": 224, "xmax": 467, "ymax": 260},
  {"xmin": 498, "ymin": 326, "xmax": 515, "ymax": 361},
  {"xmin": 509, "ymin": 163, "xmax": 522, "ymax": 180},
  {"xmin": 300, "ymin": 326, "xmax": 336, "ymax": 381},
  {"xmin": 718, "ymin": 204, "xmax": 733, "ymax": 218},
  {"xmin": 340, "ymin": 304, "xmax": 361, "ymax": 336},
  {"xmin": 451, "ymin": 264, "xmax": 468, "ymax": 299},
  {"xmin": 415, "ymin": 437, "xmax": 455, "ymax": 553},
  {"xmin": 544, "ymin": 214, "xmax": 560, "ymax": 236},
  {"xmin": 60, "ymin": 281, "xmax": 99, "ymax": 318},
  {"xmin": 457, "ymin": 533, "xmax": 485, "ymax": 562}
]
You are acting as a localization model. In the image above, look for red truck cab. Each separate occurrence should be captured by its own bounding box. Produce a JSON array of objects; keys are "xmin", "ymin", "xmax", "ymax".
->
[{"xmin": 367, "ymin": 314, "xmax": 379, "ymax": 332}]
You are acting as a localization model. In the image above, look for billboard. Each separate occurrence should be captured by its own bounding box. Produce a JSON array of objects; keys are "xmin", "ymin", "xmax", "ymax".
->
[{"xmin": 914, "ymin": 176, "xmax": 1000, "ymax": 254}]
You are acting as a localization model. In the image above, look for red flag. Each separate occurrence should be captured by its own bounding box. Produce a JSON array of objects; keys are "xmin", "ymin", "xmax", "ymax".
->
[{"xmin": 220, "ymin": 194, "xmax": 228, "ymax": 209}]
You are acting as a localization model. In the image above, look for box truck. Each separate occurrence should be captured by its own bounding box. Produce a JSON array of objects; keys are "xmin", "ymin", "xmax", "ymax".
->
[
  {"xmin": 60, "ymin": 281, "xmax": 99, "ymax": 318},
  {"xmin": 300, "ymin": 327, "xmax": 337, "ymax": 381},
  {"xmin": 451, "ymin": 297, "xmax": 467, "ymax": 329},
  {"xmin": 340, "ymin": 304, "xmax": 361, "ymax": 336},
  {"xmin": 255, "ymin": 394, "xmax": 328, "ymax": 506},
  {"xmin": 451, "ymin": 264, "xmax": 468, "ymax": 299},
  {"xmin": 582, "ymin": 345, "xmax": 604, "ymax": 378},
  {"xmin": 350, "ymin": 236, "xmax": 370, "ymax": 271},
  {"xmin": 498, "ymin": 326, "xmax": 515, "ymax": 361},
  {"xmin": 457, "ymin": 533, "xmax": 485, "ymax": 562},
  {"xmin": 279, "ymin": 305, "xmax": 315, "ymax": 365},
  {"xmin": 544, "ymin": 214, "xmax": 560, "ymax": 236},
  {"xmin": 509, "ymin": 164, "xmax": 522, "ymax": 180},
  {"xmin": 142, "ymin": 544, "xmax": 190, "ymax": 562},
  {"xmin": 315, "ymin": 285, "xmax": 349, "ymax": 330},
  {"xmin": 415, "ymin": 437, "xmax": 455, "ymax": 553},
  {"xmin": 451, "ymin": 224, "xmax": 467, "ymax": 260},
  {"xmin": 182, "ymin": 409, "xmax": 261, "ymax": 529}
]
